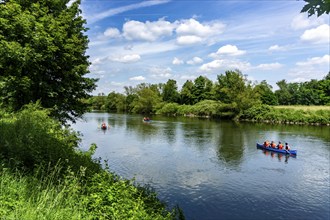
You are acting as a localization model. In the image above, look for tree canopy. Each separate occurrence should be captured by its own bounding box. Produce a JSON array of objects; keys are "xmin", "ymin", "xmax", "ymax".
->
[
  {"xmin": 0, "ymin": 0, "xmax": 97, "ymax": 123},
  {"xmin": 301, "ymin": 0, "xmax": 330, "ymax": 17}
]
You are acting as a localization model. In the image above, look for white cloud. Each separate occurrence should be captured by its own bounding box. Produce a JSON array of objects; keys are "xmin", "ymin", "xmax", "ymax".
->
[
  {"xmin": 104, "ymin": 28, "xmax": 121, "ymax": 38},
  {"xmin": 216, "ymin": 44, "xmax": 246, "ymax": 56},
  {"xmin": 172, "ymin": 57, "xmax": 184, "ymax": 65},
  {"xmin": 268, "ymin": 45, "xmax": 286, "ymax": 51},
  {"xmin": 291, "ymin": 14, "xmax": 324, "ymax": 30},
  {"xmin": 289, "ymin": 55, "xmax": 329, "ymax": 82},
  {"xmin": 123, "ymin": 19, "xmax": 175, "ymax": 41},
  {"xmin": 176, "ymin": 35, "xmax": 202, "ymax": 45},
  {"xmin": 300, "ymin": 24, "xmax": 330, "ymax": 44},
  {"xmin": 129, "ymin": 76, "xmax": 146, "ymax": 81},
  {"xmin": 256, "ymin": 62, "xmax": 283, "ymax": 70},
  {"xmin": 149, "ymin": 67, "xmax": 172, "ymax": 78},
  {"xmin": 187, "ymin": 57, "xmax": 203, "ymax": 65},
  {"xmin": 296, "ymin": 54, "xmax": 330, "ymax": 66},
  {"xmin": 175, "ymin": 18, "xmax": 225, "ymax": 45},
  {"xmin": 109, "ymin": 54, "xmax": 141, "ymax": 63},
  {"xmin": 199, "ymin": 59, "xmax": 251, "ymax": 72}
]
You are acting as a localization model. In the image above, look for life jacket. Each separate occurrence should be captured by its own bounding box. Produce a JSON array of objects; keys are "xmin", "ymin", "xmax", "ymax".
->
[
  {"xmin": 278, "ymin": 144, "xmax": 283, "ymax": 149},
  {"xmin": 271, "ymin": 143, "xmax": 276, "ymax": 148}
]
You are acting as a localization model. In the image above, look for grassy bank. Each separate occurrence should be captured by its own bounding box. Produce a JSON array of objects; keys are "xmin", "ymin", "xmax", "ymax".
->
[
  {"xmin": 156, "ymin": 101, "xmax": 330, "ymax": 125},
  {"xmin": 239, "ymin": 105, "xmax": 330, "ymax": 125},
  {"xmin": 0, "ymin": 104, "xmax": 183, "ymax": 219}
]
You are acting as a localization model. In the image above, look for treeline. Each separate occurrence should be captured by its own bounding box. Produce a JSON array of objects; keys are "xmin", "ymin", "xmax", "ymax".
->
[{"xmin": 89, "ymin": 70, "xmax": 330, "ymax": 119}]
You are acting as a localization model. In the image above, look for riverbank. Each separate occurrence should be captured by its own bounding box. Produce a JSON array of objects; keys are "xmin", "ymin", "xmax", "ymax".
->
[
  {"xmin": 155, "ymin": 102, "xmax": 330, "ymax": 126},
  {"xmin": 238, "ymin": 105, "xmax": 330, "ymax": 126},
  {"xmin": 0, "ymin": 105, "xmax": 182, "ymax": 219}
]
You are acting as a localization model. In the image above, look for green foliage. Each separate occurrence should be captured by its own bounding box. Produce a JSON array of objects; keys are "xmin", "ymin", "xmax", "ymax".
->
[
  {"xmin": 131, "ymin": 83, "xmax": 162, "ymax": 114},
  {"xmin": 240, "ymin": 104, "xmax": 330, "ymax": 124},
  {"xmin": 162, "ymin": 79, "xmax": 180, "ymax": 103},
  {"xmin": 301, "ymin": 0, "xmax": 330, "ymax": 17},
  {"xmin": 157, "ymin": 103, "xmax": 180, "ymax": 115},
  {"xmin": 192, "ymin": 76, "xmax": 214, "ymax": 104},
  {"xmin": 0, "ymin": 104, "xmax": 182, "ymax": 219},
  {"xmin": 0, "ymin": 0, "xmax": 97, "ymax": 123},
  {"xmin": 0, "ymin": 103, "xmax": 101, "ymax": 175}
]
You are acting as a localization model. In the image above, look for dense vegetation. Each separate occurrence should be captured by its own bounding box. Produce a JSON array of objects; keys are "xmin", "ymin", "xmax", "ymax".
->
[
  {"xmin": 89, "ymin": 71, "xmax": 330, "ymax": 125},
  {"xmin": 0, "ymin": 0, "xmax": 182, "ymax": 219},
  {"xmin": 0, "ymin": 0, "xmax": 97, "ymax": 123},
  {"xmin": 0, "ymin": 105, "xmax": 182, "ymax": 219}
]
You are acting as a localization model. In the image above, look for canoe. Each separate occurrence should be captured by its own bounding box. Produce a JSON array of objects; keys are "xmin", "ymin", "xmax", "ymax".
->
[{"xmin": 256, "ymin": 143, "xmax": 297, "ymax": 155}]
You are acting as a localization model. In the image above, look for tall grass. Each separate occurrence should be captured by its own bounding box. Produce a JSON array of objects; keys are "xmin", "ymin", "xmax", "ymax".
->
[
  {"xmin": 0, "ymin": 104, "xmax": 183, "ymax": 219},
  {"xmin": 0, "ymin": 165, "xmax": 89, "ymax": 219},
  {"xmin": 240, "ymin": 104, "xmax": 330, "ymax": 125}
]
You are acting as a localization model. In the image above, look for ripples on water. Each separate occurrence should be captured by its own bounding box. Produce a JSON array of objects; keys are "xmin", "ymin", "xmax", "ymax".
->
[{"xmin": 72, "ymin": 113, "xmax": 330, "ymax": 220}]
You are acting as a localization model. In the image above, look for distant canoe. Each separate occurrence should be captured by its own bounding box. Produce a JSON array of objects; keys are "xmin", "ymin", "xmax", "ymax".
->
[
  {"xmin": 101, "ymin": 125, "xmax": 107, "ymax": 130},
  {"xmin": 256, "ymin": 143, "xmax": 297, "ymax": 155}
]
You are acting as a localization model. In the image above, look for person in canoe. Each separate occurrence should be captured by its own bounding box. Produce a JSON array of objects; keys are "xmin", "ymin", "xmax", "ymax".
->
[
  {"xmin": 285, "ymin": 143, "xmax": 290, "ymax": 150},
  {"xmin": 270, "ymin": 141, "xmax": 276, "ymax": 148},
  {"xmin": 277, "ymin": 141, "xmax": 283, "ymax": 149},
  {"xmin": 101, "ymin": 122, "xmax": 107, "ymax": 130},
  {"xmin": 264, "ymin": 140, "xmax": 270, "ymax": 147}
]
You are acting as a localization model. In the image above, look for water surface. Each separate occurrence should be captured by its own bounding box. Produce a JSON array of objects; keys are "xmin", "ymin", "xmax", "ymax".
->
[{"xmin": 72, "ymin": 113, "xmax": 330, "ymax": 220}]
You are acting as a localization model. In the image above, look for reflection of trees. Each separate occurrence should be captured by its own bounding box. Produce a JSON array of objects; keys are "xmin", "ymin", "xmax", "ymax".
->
[
  {"xmin": 216, "ymin": 121, "xmax": 244, "ymax": 167},
  {"xmin": 181, "ymin": 118, "xmax": 216, "ymax": 151}
]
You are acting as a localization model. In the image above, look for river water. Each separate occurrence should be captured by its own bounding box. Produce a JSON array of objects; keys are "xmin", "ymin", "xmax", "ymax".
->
[{"xmin": 71, "ymin": 112, "xmax": 330, "ymax": 220}]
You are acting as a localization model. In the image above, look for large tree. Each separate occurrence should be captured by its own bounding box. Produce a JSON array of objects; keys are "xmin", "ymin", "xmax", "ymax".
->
[
  {"xmin": 161, "ymin": 79, "xmax": 180, "ymax": 103},
  {"xmin": 0, "ymin": 0, "xmax": 97, "ymax": 122}
]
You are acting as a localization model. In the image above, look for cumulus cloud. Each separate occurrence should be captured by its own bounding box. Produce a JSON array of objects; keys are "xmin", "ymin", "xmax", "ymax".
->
[
  {"xmin": 123, "ymin": 18, "xmax": 175, "ymax": 41},
  {"xmin": 187, "ymin": 57, "xmax": 203, "ymax": 65},
  {"xmin": 104, "ymin": 28, "xmax": 121, "ymax": 38},
  {"xmin": 129, "ymin": 76, "xmax": 146, "ymax": 81},
  {"xmin": 288, "ymin": 55, "xmax": 329, "ymax": 82},
  {"xmin": 199, "ymin": 59, "xmax": 251, "ymax": 72},
  {"xmin": 216, "ymin": 44, "xmax": 246, "ymax": 56},
  {"xmin": 256, "ymin": 62, "xmax": 283, "ymax": 70},
  {"xmin": 175, "ymin": 18, "xmax": 225, "ymax": 45},
  {"xmin": 300, "ymin": 24, "xmax": 330, "ymax": 44},
  {"xmin": 296, "ymin": 54, "xmax": 330, "ymax": 66},
  {"xmin": 268, "ymin": 45, "xmax": 286, "ymax": 51},
  {"xmin": 109, "ymin": 54, "xmax": 141, "ymax": 63},
  {"xmin": 173, "ymin": 57, "xmax": 184, "ymax": 65}
]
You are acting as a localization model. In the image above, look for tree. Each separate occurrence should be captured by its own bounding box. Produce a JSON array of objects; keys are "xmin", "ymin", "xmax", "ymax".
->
[
  {"xmin": 0, "ymin": 0, "xmax": 97, "ymax": 123},
  {"xmin": 301, "ymin": 0, "xmax": 330, "ymax": 17},
  {"xmin": 131, "ymin": 85, "xmax": 161, "ymax": 114},
  {"xmin": 162, "ymin": 79, "xmax": 180, "ymax": 103},
  {"xmin": 105, "ymin": 92, "xmax": 126, "ymax": 112},
  {"xmin": 215, "ymin": 70, "xmax": 246, "ymax": 103},
  {"xmin": 254, "ymin": 80, "xmax": 278, "ymax": 105},
  {"xmin": 192, "ymin": 76, "xmax": 214, "ymax": 103},
  {"xmin": 275, "ymin": 80, "xmax": 292, "ymax": 105},
  {"xmin": 180, "ymin": 80, "xmax": 194, "ymax": 105}
]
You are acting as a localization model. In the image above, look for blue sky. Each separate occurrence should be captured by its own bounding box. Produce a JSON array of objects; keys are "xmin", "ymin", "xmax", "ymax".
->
[{"xmin": 76, "ymin": 0, "xmax": 329, "ymax": 94}]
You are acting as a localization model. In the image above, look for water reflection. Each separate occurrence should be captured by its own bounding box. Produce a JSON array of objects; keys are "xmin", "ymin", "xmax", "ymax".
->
[
  {"xmin": 216, "ymin": 121, "xmax": 244, "ymax": 167},
  {"xmin": 258, "ymin": 149, "xmax": 296, "ymax": 163}
]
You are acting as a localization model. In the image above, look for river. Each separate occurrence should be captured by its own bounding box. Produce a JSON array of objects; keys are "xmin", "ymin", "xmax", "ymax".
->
[{"xmin": 71, "ymin": 112, "xmax": 330, "ymax": 220}]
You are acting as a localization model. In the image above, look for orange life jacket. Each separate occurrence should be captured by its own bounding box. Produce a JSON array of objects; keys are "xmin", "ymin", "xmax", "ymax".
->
[{"xmin": 278, "ymin": 144, "xmax": 283, "ymax": 149}]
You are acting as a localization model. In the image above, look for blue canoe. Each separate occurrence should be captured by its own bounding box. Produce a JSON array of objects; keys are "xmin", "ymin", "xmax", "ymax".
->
[{"xmin": 256, "ymin": 143, "xmax": 297, "ymax": 155}]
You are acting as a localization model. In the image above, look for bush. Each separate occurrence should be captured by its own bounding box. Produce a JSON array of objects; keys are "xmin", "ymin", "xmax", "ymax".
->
[{"xmin": 0, "ymin": 103, "xmax": 101, "ymax": 175}]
